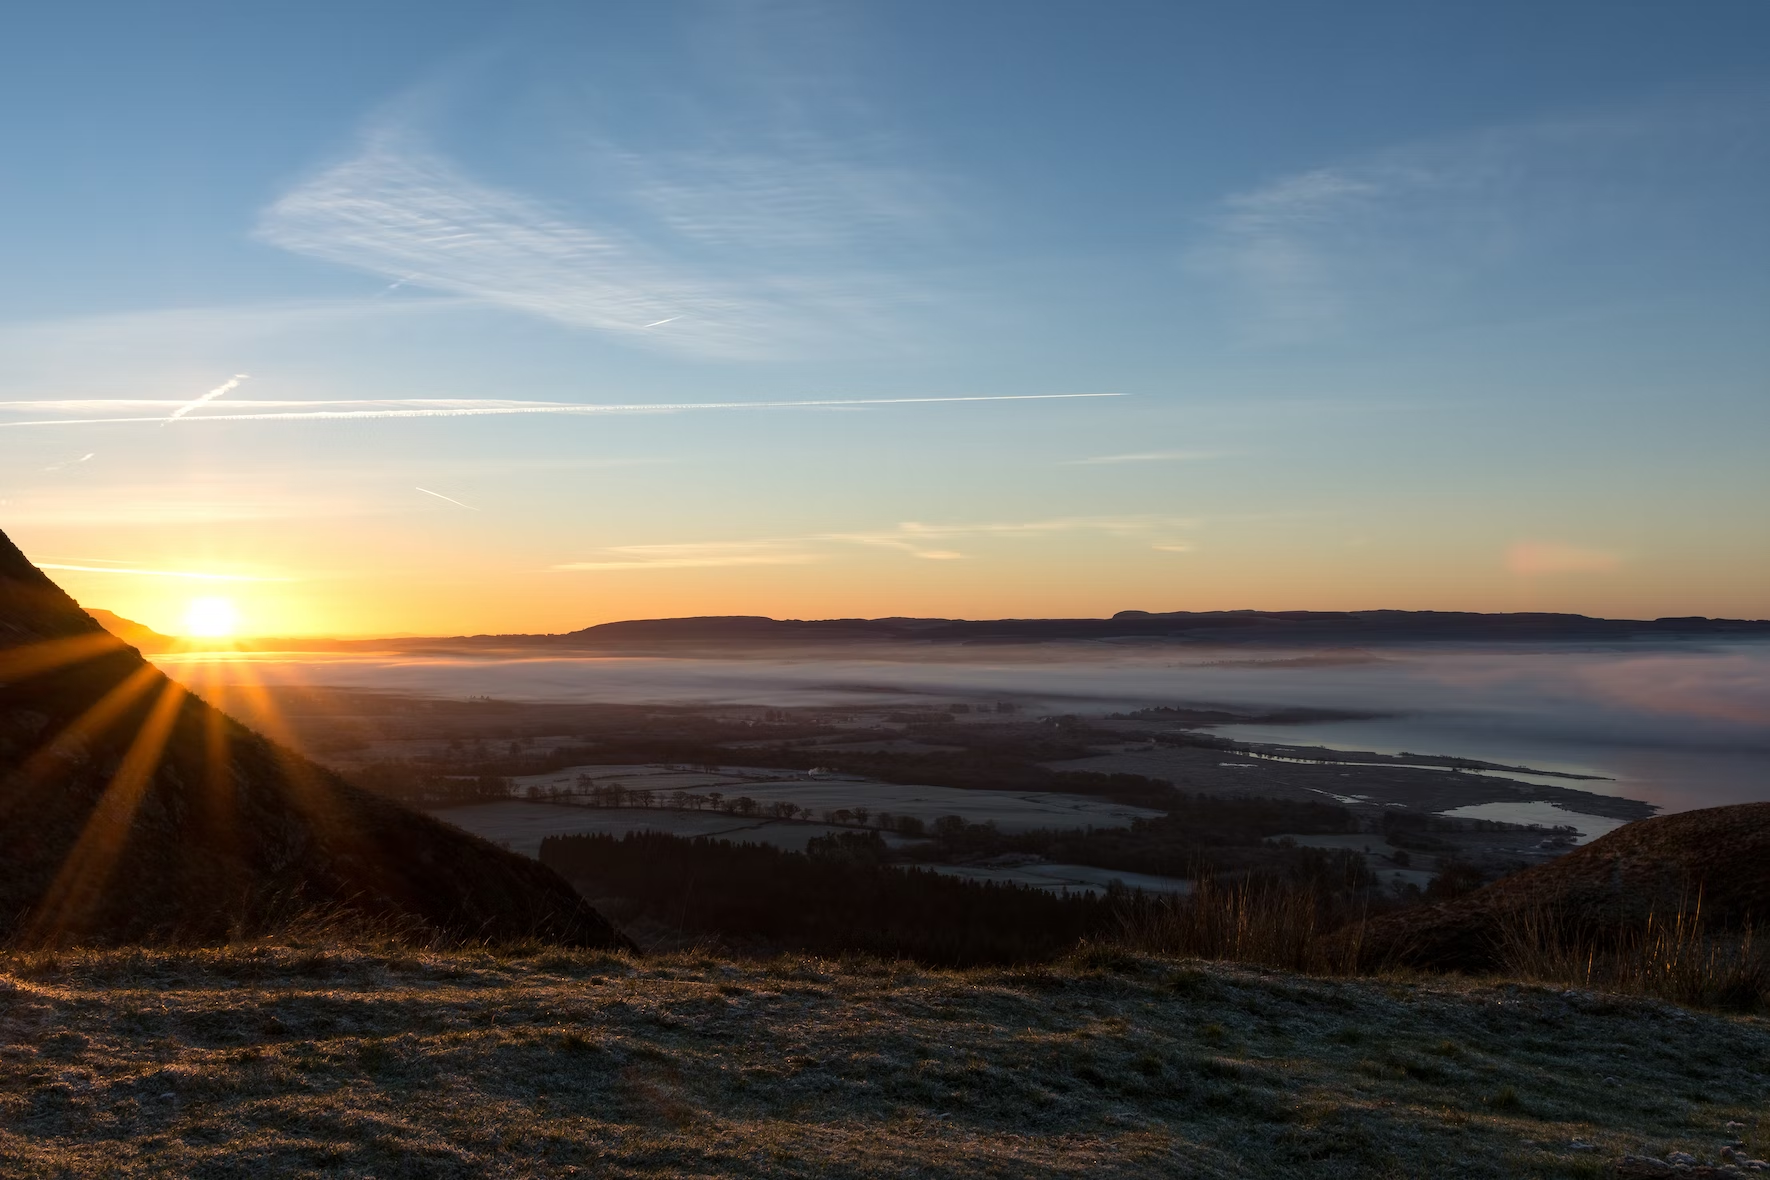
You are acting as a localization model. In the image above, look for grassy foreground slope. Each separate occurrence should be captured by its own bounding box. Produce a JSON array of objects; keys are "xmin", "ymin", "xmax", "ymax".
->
[{"xmin": 1, "ymin": 945, "xmax": 1764, "ymax": 1178}]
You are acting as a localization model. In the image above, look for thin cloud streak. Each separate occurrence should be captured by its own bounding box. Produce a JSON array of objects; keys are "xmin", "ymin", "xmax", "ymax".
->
[
  {"xmin": 36, "ymin": 563, "xmax": 285, "ymax": 582},
  {"xmin": 555, "ymin": 540, "xmax": 819, "ymax": 571},
  {"xmin": 415, "ymin": 487, "xmax": 479, "ymax": 511},
  {"xmin": 556, "ymin": 515, "xmax": 1197, "ymax": 571},
  {"xmin": 0, "ymin": 392, "xmax": 1120, "ymax": 429},
  {"xmin": 0, "ymin": 399, "xmax": 605, "ymax": 411}
]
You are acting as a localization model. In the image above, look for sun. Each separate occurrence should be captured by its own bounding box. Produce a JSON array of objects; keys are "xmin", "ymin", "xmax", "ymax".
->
[{"xmin": 181, "ymin": 596, "xmax": 239, "ymax": 639}]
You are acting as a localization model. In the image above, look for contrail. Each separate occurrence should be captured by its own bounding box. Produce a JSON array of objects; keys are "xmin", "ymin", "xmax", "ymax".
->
[
  {"xmin": 166, "ymin": 374, "xmax": 249, "ymax": 423},
  {"xmin": 415, "ymin": 487, "xmax": 478, "ymax": 511},
  {"xmin": 0, "ymin": 392, "xmax": 1124, "ymax": 428},
  {"xmin": 44, "ymin": 452, "xmax": 95, "ymax": 471},
  {"xmin": 640, "ymin": 316, "xmax": 681, "ymax": 328}
]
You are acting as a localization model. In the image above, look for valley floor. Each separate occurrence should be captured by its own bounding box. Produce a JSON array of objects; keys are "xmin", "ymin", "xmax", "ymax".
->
[{"xmin": 0, "ymin": 945, "xmax": 1764, "ymax": 1178}]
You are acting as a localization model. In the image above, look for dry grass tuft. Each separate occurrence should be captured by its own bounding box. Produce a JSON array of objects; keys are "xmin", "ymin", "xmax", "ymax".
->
[
  {"xmin": 1496, "ymin": 897, "xmax": 1769, "ymax": 1011},
  {"xmin": 1112, "ymin": 881, "xmax": 1768, "ymax": 1016},
  {"xmin": 1111, "ymin": 877, "xmax": 1368, "ymax": 974}
]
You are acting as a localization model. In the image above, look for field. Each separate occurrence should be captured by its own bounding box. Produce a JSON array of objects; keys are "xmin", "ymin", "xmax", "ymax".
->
[
  {"xmin": 432, "ymin": 801, "xmax": 871, "ymax": 858},
  {"xmin": 433, "ymin": 761, "xmax": 1178, "ymax": 893},
  {"xmin": 923, "ymin": 862, "xmax": 1195, "ymax": 896},
  {"xmin": 507, "ymin": 764, "xmax": 1168, "ymax": 832},
  {"xmin": 1, "ymin": 943, "xmax": 1765, "ymax": 1178}
]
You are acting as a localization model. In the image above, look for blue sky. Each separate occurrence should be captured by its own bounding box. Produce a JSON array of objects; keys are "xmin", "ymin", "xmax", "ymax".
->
[{"xmin": 1, "ymin": 1, "xmax": 1766, "ymax": 634}]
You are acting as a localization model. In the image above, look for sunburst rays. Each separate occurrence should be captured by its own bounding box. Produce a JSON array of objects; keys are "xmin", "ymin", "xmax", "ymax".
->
[
  {"xmin": 24, "ymin": 679, "xmax": 188, "ymax": 944},
  {"xmin": 2, "ymin": 629, "xmax": 358, "ymax": 944},
  {"xmin": 7, "ymin": 662, "xmax": 165, "ymax": 802},
  {"xmin": 155, "ymin": 649, "xmax": 364, "ymax": 873},
  {"xmin": 0, "ymin": 630, "xmax": 126, "ymax": 684}
]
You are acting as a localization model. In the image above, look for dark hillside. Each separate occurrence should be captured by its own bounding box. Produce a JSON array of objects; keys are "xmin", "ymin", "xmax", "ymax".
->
[
  {"xmin": 0, "ymin": 528, "xmax": 627, "ymax": 948},
  {"xmin": 1358, "ymin": 802, "xmax": 1770, "ymax": 972}
]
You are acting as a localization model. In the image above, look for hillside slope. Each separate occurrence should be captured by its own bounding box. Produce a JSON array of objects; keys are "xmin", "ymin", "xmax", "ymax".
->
[
  {"xmin": 0, "ymin": 528, "xmax": 626, "ymax": 948},
  {"xmin": 1359, "ymin": 803, "xmax": 1770, "ymax": 972},
  {"xmin": 0, "ymin": 945, "xmax": 1763, "ymax": 1178}
]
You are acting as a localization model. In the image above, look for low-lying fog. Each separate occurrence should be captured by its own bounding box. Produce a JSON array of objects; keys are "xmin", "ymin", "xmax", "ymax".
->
[{"xmin": 155, "ymin": 639, "xmax": 1770, "ymax": 815}]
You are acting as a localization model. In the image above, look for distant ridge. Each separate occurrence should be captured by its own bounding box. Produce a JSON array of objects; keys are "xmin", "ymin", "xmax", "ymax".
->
[
  {"xmin": 195, "ymin": 608, "xmax": 1770, "ymax": 653},
  {"xmin": 0, "ymin": 529, "xmax": 628, "ymax": 948},
  {"xmin": 85, "ymin": 608, "xmax": 175, "ymax": 653},
  {"xmin": 547, "ymin": 609, "xmax": 1770, "ymax": 649}
]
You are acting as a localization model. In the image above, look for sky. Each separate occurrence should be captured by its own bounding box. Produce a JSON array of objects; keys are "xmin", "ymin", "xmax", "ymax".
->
[{"xmin": 1, "ymin": 0, "xmax": 1767, "ymax": 637}]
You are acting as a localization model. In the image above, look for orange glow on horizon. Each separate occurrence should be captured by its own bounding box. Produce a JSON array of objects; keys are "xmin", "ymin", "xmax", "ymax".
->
[{"xmin": 44, "ymin": 532, "xmax": 1770, "ymax": 639}]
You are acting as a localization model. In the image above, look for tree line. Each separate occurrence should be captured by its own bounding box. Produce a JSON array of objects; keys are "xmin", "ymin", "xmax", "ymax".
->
[{"xmin": 540, "ymin": 830, "xmax": 1114, "ymax": 965}]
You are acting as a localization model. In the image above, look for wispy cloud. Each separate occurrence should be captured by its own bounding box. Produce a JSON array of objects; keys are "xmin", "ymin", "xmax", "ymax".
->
[
  {"xmin": 257, "ymin": 137, "xmax": 761, "ymax": 356},
  {"xmin": 1188, "ymin": 97, "xmax": 1770, "ymax": 342},
  {"xmin": 247, "ymin": 0, "xmax": 979, "ymax": 363},
  {"xmin": 555, "ymin": 515, "xmax": 1197, "ymax": 571},
  {"xmin": 0, "ymin": 392, "xmax": 1118, "ymax": 429},
  {"xmin": 613, "ymin": 127, "xmax": 949, "ymax": 257},
  {"xmin": 1191, "ymin": 169, "xmax": 1382, "ymax": 341},
  {"xmin": 256, "ymin": 113, "xmax": 951, "ymax": 359},
  {"xmin": 1061, "ymin": 449, "xmax": 1223, "ymax": 466}
]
